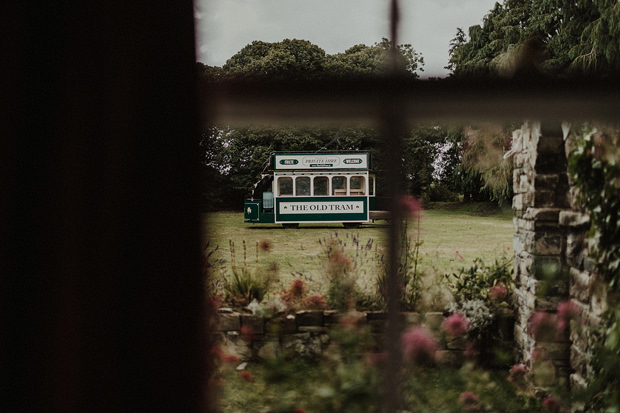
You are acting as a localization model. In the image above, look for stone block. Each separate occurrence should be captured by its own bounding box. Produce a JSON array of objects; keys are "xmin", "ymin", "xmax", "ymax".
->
[
  {"xmin": 514, "ymin": 153, "xmax": 526, "ymax": 168},
  {"xmin": 296, "ymin": 310, "xmax": 324, "ymax": 327},
  {"xmin": 403, "ymin": 312, "xmax": 423, "ymax": 326},
  {"xmin": 366, "ymin": 311, "xmax": 387, "ymax": 321},
  {"xmin": 590, "ymin": 280, "xmax": 608, "ymax": 316},
  {"xmin": 534, "ymin": 190, "xmax": 559, "ymax": 207},
  {"xmin": 570, "ymin": 373, "xmax": 587, "ymax": 392},
  {"xmin": 566, "ymin": 233, "xmax": 587, "ymax": 269},
  {"xmin": 265, "ymin": 314, "xmax": 297, "ymax": 335},
  {"xmin": 424, "ymin": 312, "xmax": 445, "ymax": 331},
  {"xmin": 323, "ymin": 310, "xmax": 339, "ymax": 325},
  {"xmin": 519, "ymin": 174, "xmax": 532, "ymax": 193},
  {"xmin": 535, "ymin": 174, "xmax": 560, "ymax": 191},
  {"xmin": 240, "ymin": 314, "xmax": 264, "ymax": 334},
  {"xmin": 221, "ymin": 331, "xmax": 252, "ymax": 360},
  {"xmin": 513, "ymin": 194, "xmax": 524, "ymax": 210},
  {"xmin": 559, "ymin": 211, "xmax": 589, "ymax": 228},
  {"xmin": 517, "ymin": 218, "xmax": 535, "ymax": 231},
  {"xmin": 569, "ymin": 268, "xmax": 592, "ymax": 302},
  {"xmin": 216, "ymin": 313, "xmax": 241, "ymax": 332},
  {"xmin": 533, "ymin": 233, "xmax": 562, "ymax": 255},
  {"xmin": 282, "ymin": 333, "xmax": 323, "ymax": 359},
  {"xmin": 298, "ymin": 326, "xmax": 328, "ymax": 335}
]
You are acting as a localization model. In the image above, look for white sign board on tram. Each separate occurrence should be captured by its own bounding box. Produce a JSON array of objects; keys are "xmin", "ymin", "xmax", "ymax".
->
[{"xmin": 274, "ymin": 153, "xmax": 369, "ymax": 170}]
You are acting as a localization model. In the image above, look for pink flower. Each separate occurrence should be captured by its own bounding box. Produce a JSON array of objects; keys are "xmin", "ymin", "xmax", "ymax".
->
[
  {"xmin": 489, "ymin": 283, "xmax": 508, "ymax": 301},
  {"xmin": 398, "ymin": 195, "xmax": 422, "ymax": 219},
  {"xmin": 222, "ymin": 353, "xmax": 239, "ymax": 364},
  {"xmin": 240, "ymin": 325, "xmax": 255, "ymax": 340},
  {"xmin": 455, "ymin": 250, "xmax": 465, "ymax": 261},
  {"xmin": 401, "ymin": 326, "xmax": 438, "ymax": 365},
  {"xmin": 556, "ymin": 300, "xmax": 580, "ymax": 331},
  {"xmin": 442, "ymin": 313, "xmax": 469, "ymax": 336},
  {"xmin": 304, "ymin": 295, "xmax": 328, "ymax": 310},
  {"xmin": 239, "ymin": 370, "xmax": 254, "ymax": 382},
  {"xmin": 543, "ymin": 396, "xmax": 564, "ymax": 412},
  {"xmin": 289, "ymin": 279, "xmax": 305, "ymax": 298},
  {"xmin": 459, "ymin": 391, "xmax": 482, "ymax": 411},
  {"xmin": 508, "ymin": 363, "xmax": 528, "ymax": 383},
  {"xmin": 529, "ymin": 311, "xmax": 557, "ymax": 341},
  {"xmin": 258, "ymin": 239, "xmax": 271, "ymax": 252}
]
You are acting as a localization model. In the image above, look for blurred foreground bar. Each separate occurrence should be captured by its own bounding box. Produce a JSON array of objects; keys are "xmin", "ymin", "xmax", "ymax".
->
[{"xmin": 205, "ymin": 76, "xmax": 620, "ymax": 126}]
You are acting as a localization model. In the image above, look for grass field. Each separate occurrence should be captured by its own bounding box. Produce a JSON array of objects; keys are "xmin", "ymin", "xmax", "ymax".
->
[{"xmin": 202, "ymin": 203, "xmax": 513, "ymax": 309}]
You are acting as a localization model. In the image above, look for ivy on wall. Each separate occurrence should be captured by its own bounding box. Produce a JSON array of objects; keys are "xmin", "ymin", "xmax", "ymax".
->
[{"xmin": 568, "ymin": 124, "xmax": 620, "ymax": 410}]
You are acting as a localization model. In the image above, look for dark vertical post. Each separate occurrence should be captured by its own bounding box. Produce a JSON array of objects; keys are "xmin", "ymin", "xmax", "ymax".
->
[{"xmin": 382, "ymin": 1, "xmax": 405, "ymax": 411}]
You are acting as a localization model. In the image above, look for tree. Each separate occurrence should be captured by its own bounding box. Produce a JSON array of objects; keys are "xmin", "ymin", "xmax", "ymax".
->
[{"xmin": 447, "ymin": 0, "xmax": 620, "ymax": 77}]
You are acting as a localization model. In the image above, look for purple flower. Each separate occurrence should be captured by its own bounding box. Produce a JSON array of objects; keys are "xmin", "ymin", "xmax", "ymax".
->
[
  {"xmin": 401, "ymin": 326, "xmax": 438, "ymax": 365},
  {"xmin": 442, "ymin": 313, "xmax": 469, "ymax": 336}
]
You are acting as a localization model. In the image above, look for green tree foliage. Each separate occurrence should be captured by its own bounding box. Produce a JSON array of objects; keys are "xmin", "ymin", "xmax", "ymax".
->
[
  {"xmin": 223, "ymin": 39, "xmax": 327, "ymax": 80},
  {"xmin": 447, "ymin": 0, "xmax": 620, "ymax": 77},
  {"xmin": 461, "ymin": 125, "xmax": 513, "ymax": 204}
]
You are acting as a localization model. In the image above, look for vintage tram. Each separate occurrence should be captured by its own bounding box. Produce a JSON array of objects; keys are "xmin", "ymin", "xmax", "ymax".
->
[{"xmin": 244, "ymin": 152, "xmax": 384, "ymax": 228}]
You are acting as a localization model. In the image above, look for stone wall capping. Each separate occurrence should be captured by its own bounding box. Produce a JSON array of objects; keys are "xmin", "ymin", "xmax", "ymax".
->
[
  {"xmin": 523, "ymin": 207, "xmax": 561, "ymax": 221},
  {"xmin": 559, "ymin": 211, "xmax": 590, "ymax": 228}
]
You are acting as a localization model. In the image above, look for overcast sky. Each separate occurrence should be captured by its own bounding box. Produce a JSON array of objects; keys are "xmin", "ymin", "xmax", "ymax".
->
[{"xmin": 194, "ymin": 0, "xmax": 499, "ymax": 78}]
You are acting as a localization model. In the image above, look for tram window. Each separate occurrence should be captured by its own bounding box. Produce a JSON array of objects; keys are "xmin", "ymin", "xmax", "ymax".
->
[
  {"xmin": 295, "ymin": 176, "xmax": 310, "ymax": 196},
  {"xmin": 314, "ymin": 176, "xmax": 328, "ymax": 196},
  {"xmin": 369, "ymin": 176, "xmax": 375, "ymax": 196},
  {"xmin": 350, "ymin": 176, "xmax": 365, "ymax": 195},
  {"xmin": 278, "ymin": 177, "xmax": 293, "ymax": 196},
  {"xmin": 332, "ymin": 176, "xmax": 347, "ymax": 196}
]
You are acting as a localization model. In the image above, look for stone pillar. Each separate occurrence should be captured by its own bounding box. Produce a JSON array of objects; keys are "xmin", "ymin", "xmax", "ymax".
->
[{"xmin": 512, "ymin": 122, "xmax": 572, "ymax": 388}]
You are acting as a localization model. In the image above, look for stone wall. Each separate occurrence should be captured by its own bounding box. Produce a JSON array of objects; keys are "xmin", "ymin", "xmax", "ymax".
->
[
  {"xmin": 512, "ymin": 122, "xmax": 606, "ymax": 392},
  {"xmin": 213, "ymin": 308, "xmax": 514, "ymax": 367}
]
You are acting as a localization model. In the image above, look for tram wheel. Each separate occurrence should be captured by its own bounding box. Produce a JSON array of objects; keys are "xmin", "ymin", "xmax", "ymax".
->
[
  {"xmin": 282, "ymin": 223, "xmax": 299, "ymax": 229},
  {"xmin": 343, "ymin": 222, "xmax": 361, "ymax": 229}
]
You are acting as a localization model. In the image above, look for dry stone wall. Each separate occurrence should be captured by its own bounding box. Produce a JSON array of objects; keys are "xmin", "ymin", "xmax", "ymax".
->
[{"xmin": 213, "ymin": 308, "xmax": 514, "ymax": 367}]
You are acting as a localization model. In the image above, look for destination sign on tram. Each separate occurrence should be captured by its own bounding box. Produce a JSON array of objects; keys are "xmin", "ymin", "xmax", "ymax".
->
[
  {"xmin": 279, "ymin": 201, "xmax": 365, "ymax": 214},
  {"xmin": 274, "ymin": 153, "xmax": 368, "ymax": 170}
]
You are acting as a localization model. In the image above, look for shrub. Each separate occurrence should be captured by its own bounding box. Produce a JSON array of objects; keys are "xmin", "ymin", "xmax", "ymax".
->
[
  {"xmin": 223, "ymin": 240, "xmax": 277, "ymax": 308},
  {"xmin": 445, "ymin": 255, "xmax": 513, "ymax": 307}
]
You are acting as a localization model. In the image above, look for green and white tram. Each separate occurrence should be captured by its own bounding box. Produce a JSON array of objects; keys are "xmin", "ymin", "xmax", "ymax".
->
[{"xmin": 244, "ymin": 152, "xmax": 380, "ymax": 228}]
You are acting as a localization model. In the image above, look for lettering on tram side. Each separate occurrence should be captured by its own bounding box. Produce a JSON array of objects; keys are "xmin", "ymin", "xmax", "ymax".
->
[{"xmin": 279, "ymin": 201, "xmax": 364, "ymax": 214}]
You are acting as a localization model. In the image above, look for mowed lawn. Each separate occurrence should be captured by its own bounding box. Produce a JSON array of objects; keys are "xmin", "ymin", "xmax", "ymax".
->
[{"xmin": 202, "ymin": 204, "xmax": 514, "ymax": 303}]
